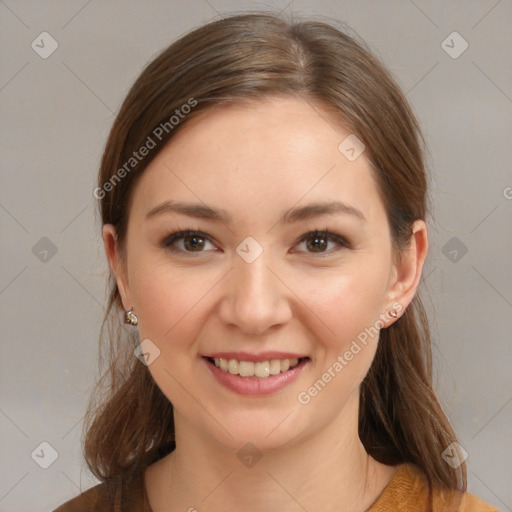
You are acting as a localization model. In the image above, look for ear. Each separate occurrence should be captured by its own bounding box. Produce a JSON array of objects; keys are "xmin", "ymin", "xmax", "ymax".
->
[
  {"xmin": 102, "ymin": 224, "xmax": 132, "ymax": 310},
  {"xmin": 384, "ymin": 219, "xmax": 429, "ymax": 323}
]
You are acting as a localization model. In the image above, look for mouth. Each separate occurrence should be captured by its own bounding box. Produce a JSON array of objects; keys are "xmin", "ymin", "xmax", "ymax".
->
[
  {"xmin": 204, "ymin": 356, "xmax": 310, "ymax": 379},
  {"xmin": 202, "ymin": 354, "xmax": 310, "ymax": 395}
]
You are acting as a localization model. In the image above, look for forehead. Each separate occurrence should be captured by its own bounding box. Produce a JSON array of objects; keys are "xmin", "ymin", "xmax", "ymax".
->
[{"xmin": 130, "ymin": 97, "xmax": 386, "ymax": 228}]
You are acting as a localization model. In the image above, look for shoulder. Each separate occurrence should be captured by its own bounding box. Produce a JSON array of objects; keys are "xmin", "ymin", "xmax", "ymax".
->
[
  {"xmin": 53, "ymin": 480, "xmax": 112, "ymax": 512},
  {"xmin": 451, "ymin": 492, "xmax": 500, "ymax": 512},
  {"xmin": 53, "ymin": 471, "xmax": 149, "ymax": 512},
  {"xmin": 433, "ymin": 484, "xmax": 499, "ymax": 512},
  {"xmin": 368, "ymin": 463, "xmax": 498, "ymax": 512}
]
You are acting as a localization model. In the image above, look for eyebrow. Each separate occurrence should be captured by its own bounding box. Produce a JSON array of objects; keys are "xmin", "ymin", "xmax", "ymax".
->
[{"xmin": 145, "ymin": 199, "xmax": 366, "ymax": 224}]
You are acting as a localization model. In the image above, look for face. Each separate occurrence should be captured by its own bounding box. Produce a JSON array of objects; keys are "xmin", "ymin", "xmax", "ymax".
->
[{"xmin": 105, "ymin": 96, "xmax": 425, "ymax": 452}]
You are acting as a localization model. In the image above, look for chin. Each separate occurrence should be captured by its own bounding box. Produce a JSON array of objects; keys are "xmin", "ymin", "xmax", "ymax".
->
[{"xmin": 200, "ymin": 407, "xmax": 309, "ymax": 454}]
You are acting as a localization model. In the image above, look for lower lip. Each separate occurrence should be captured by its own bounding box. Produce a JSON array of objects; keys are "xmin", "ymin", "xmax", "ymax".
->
[{"xmin": 203, "ymin": 357, "xmax": 309, "ymax": 395}]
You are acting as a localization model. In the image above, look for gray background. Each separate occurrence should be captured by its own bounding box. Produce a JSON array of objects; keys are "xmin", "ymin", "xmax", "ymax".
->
[{"xmin": 1, "ymin": 1, "xmax": 511, "ymax": 510}]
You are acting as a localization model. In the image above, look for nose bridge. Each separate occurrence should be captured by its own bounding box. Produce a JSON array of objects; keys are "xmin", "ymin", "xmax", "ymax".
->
[{"xmin": 219, "ymin": 247, "xmax": 291, "ymax": 334}]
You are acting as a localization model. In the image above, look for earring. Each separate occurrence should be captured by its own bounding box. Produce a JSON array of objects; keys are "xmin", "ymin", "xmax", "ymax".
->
[
  {"xmin": 124, "ymin": 307, "xmax": 138, "ymax": 326},
  {"xmin": 388, "ymin": 308, "xmax": 399, "ymax": 318}
]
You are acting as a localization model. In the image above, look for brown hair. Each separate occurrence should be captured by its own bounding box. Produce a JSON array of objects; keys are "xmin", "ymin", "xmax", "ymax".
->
[{"xmin": 84, "ymin": 11, "xmax": 466, "ymax": 499}]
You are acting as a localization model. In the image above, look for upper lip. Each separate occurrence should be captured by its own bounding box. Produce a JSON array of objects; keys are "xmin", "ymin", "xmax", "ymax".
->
[{"xmin": 202, "ymin": 351, "xmax": 309, "ymax": 362}]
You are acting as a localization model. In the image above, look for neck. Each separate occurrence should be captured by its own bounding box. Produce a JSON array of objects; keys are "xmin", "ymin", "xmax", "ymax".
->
[{"xmin": 145, "ymin": 392, "xmax": 396, "ymax": 512}]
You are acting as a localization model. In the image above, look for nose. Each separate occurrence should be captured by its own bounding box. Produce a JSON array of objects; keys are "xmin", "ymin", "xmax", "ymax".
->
[{"xmin": 217, "ymin": 251, "xmax": 293, "ymax": 336}]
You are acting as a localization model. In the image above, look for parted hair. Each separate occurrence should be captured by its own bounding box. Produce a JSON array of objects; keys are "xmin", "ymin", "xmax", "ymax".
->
[{"xmin": 84, "ymin": 12, "xmax": 466, "ymax": 502}]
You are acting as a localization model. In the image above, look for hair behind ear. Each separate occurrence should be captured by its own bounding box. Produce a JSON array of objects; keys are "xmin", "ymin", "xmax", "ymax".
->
[{"xmin": 359, "ymin": 295, "xmax": 466, "ymax": 494}]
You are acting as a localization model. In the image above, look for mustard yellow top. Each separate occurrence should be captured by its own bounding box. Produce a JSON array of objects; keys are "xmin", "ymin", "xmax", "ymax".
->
[{"xmin": 54, "ymin": 463, "xmax": 497, "ymax": 511}]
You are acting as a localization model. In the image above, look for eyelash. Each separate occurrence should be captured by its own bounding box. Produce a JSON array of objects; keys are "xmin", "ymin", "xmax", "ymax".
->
[{"xmin": 161, "ymin": 227, "xmax": 350, "ymax": 258}]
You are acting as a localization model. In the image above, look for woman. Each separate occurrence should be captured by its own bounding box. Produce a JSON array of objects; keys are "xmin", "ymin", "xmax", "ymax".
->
[{"xmin": 54, "ymin": 12, "xmax": 496, "ymax": 512}]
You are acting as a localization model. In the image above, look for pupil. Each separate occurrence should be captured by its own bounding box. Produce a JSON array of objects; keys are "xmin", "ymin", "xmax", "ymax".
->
[
  {"xmin": 186, "ymin": 236, "xmax": 204, "ymax": 251},
  {"xmin": 309, "ymin": 236, "xmax": 326, "ymax": 252}
]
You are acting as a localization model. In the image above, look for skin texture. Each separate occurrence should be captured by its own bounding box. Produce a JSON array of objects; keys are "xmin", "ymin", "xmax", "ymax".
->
[{"xmin": 103, "ymin": 97, "xmax": 428, "ymax": 512}]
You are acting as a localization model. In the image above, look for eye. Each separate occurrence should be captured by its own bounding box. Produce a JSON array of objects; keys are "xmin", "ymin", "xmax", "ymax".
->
[
  {"xmin": 161, "ymin": 228, "xmax": 350, "ymax": 257},
  {"xmin": 161, "ymin": 229, "xmax": 217, "ymax": 254},
  {"xmin": 293, "ymin": 230, "xmax": 349, "ymax": 256}
]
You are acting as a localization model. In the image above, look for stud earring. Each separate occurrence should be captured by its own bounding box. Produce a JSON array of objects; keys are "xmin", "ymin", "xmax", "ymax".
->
[
  {"xmin": 124, "ymin": 307, "xmax": 138, "ymax": 326},
  {"xmin": 388, "ymin": 308, "xmax": 399, "ymax": 318}
]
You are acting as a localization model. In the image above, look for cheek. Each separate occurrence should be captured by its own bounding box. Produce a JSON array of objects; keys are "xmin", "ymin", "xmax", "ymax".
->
[
  {"xmin": 129, "ymin": 262, "xmax": 215, "ymax": 403},
  {"xmin": 131, "ymin": 261, "xmax": 214, "ymax": 343},
  {"xmin": 294, "ymin": 270, "xmax": 387, "ymax": 414},
  {"xmin": 299, "ymin": 261, "xmax": 389, "ymax": 350}
]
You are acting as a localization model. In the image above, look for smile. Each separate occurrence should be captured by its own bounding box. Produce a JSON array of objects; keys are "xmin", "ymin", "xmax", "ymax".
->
[{"xmin": 210, "ymin": 357, "xmax": 303, "ymax": 378}]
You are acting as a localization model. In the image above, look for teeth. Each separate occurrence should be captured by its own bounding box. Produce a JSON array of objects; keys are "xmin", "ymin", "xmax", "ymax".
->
[
  {"xmin": 228, "ymin": 359, "xmax": 239, "ymax": 374},
  {"xmin": 255, "ymin": 361, "xmax": 269, "ymax": 378},
  {"xmin": 213, "ymin": 357, "xmax": 301, "ymax": 378},
  {"xmin": 269, "ymin": 359, "xmax": 281, "ymax": 375}
]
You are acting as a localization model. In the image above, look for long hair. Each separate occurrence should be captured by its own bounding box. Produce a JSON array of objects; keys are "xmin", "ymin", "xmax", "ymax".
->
[{"xmin": 84, "ymin": 12, "xmax": 466, "ymax": 497}]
